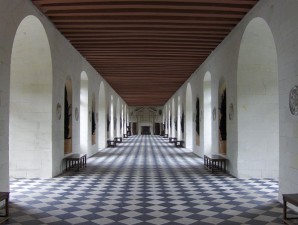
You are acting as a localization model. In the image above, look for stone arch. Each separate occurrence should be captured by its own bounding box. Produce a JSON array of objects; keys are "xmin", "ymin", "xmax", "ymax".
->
[
  {"xmin": 80, "ymin": 71, "xmax": 88, "ymax": 155},
  {"xmin": 185, "ymin": 83, "xmax": 193, "ymax": 150},
  {"xmin": 98, "ymin": 82, "xmax": 106, "ymax": 149},
  {"xmin": 237, "ymin": 17, "xmax": 279, "ymax": 179},
  {"xmin": 203, "ymin": 72, "xmax": 212, "ymax": 155},
  {"xmin": 9, "ymin": 15, "xmax": 53, "ymax": 178}
]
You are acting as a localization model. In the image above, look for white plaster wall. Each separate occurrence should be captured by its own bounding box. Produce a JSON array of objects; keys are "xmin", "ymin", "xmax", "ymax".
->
[
  {"xmin": 110, "ymin": 96, "xmax": 115, "ymax": 140},
  {"xmin": 272, "ymin": 1, "xmax": 298, "ymax": 197},
  {"xmin": 0, "ymin": 0, "xmax": 26, "ymax": 191},
  {"xmin": 177, "ymin": 97, "xmax": 181, "ymax": 140},
  {"xmin": 42, "ymin": 5, "xmax": 125, "ymax": 171},
  {"xmin": 116, "ymin": 98, "xmax": 121, "ymax": 137},
  {"xmin": 165, "ymin": 0, "xmax": 298, "ymax": 200},
  {"xmin": 171, "ymin": 100, "xmax": 176, "ymax": 137},
  {"xmin": 185, "ymin": 83, "xmax": 193, "ymax": 150},
  {"xmin": 168, "ymin": 108, "xmax": 171, "ymax": 137},
  {"xmin": 10, "ymin": 15, "xmax": 53, "ymax": 178},
  {"xmin": 123, "ymin": 105, "xmax": 127, "ymax": 136},
  {"xmin": 98, "ymin": 82, "xmax": 107, "ymax": 149},
  {"xmin": 163, "ymin": 106, "xmax": 166, "ymax": 133},
  {"xmin": 126, "ymin": 104, "xmax": 130, "ymax": 128},
  {"xmin": 80, "ymin": 73, "xmax": 88, "ymax": 156},
  {"xmin": 237, "ymin": 17, "xmax": 279, "ymax": 179},
  {"xmin": 0, "ymin": 0, "xmax": 126, "ymax": 188},
  {"xmin": 184, "ymin": 75, "xmax": 204, "ymax": 156},
  {"xmin": 203, "ymin": 75, "xmax": 212, "ymax": 156},
  {"xmin": 1, "ymin": 0, "xmax": 298, "ymax": 203}
]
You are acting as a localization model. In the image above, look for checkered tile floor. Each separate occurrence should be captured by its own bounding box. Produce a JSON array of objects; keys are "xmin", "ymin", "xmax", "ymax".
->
[{"xmin": 4, "ymin": 135, "xmax": 289, "ymax": 224}]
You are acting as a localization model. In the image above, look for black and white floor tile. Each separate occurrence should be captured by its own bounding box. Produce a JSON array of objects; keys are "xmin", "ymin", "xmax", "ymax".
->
[{"xmin": 3, "ymin": 135, "xmax": 291, "ymax": 224}]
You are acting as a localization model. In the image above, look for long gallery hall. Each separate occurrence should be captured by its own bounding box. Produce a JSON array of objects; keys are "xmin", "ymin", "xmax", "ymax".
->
[
  {"xmin": 1, "ymin": 0, "xmax": 298, "ymax": 224},
  {"xmin": 8, "ymin": 136, "xmax": 282, "ymax": 225}
]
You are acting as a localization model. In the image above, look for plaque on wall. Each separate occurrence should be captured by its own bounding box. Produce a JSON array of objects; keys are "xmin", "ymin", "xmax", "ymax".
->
[
  {"xmin": 289, "ymin": 85, "xmax": 298, "ymax": 116},
  {"xmin": 200, "ymin": 110, "xmax": 203, "ymax": 122},
  {"xmin": 229, "ymin": 103, "xmax": 234, "ymax": 120},
  {"xmin": 75, "ymin": 107, "xmax": 79, "ymax": 121},
  {"xmin": 212, "ymin": 107, "xmax": 217, "ymax": 121},
  {"xmin": 56, "ymin": 103, "xmax": 62, "ymax": 120}
]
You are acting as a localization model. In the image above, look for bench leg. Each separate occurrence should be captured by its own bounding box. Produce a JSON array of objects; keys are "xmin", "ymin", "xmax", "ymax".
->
[
  {"xmin": 0, "ymin": 196, "xmax": 9, "ymax": 217},
  {"xmin": 5, "ymin": 196, "xmax": 8, "ymax": 217},
  {"xmin": 77, "ymin": 159, "xmax": 80, "ymax": 171},
  {"xmin": 283, "ymin": 198, "xmax": 287, "ymax": 220}
]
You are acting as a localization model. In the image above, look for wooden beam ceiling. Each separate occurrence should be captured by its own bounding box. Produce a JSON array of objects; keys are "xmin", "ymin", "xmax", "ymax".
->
[{"xmin": 31, "ymin": 0, "xmax": 258, "ymax": 106}]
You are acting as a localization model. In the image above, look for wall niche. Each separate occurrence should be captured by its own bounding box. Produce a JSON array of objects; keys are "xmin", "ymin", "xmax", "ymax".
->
[{"xmin": 64, "ymin": 80, "xmax": 72, "ymax": 155}]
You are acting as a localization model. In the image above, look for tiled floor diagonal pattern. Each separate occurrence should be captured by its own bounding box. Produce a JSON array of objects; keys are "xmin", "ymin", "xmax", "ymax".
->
[{"xmin": 4, "ymin": 135, "xmax": 290, "ymax": 224}]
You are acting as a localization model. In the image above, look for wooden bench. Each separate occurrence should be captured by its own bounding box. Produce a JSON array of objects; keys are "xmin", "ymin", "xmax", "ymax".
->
[
  {"xmin": 169, "ymin": 137, "xmax": 177, "ymax": 143},
  {"xmin": 114, "ymin": 137, "xmax": 122, "ymax": 143},
  {"xmin": 0, "ymin": 192, "xmax": 9, "ymax": 221},
  {"xmin": 283, "ymin": 194, "xmax": 298, "ymax": 225},
  {"xmin": 65, "ymin": 154, "xmax": 87, "ymax": 172},
  {"xmin": 175, "ymin": 140, "xmax": 184, "ymax": 147},
  {"xmin": 204, "ymin": 154, "xmax": 227, "ymax": 173},
  {"xmin": 107, "ymin": 140, "xmax": 116, "ymax": 147}
]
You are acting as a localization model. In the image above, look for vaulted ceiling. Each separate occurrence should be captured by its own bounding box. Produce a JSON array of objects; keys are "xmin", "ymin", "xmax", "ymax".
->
[{"xmin": 31, "ymin": 0, "xmax": 258, "ymax": 106}]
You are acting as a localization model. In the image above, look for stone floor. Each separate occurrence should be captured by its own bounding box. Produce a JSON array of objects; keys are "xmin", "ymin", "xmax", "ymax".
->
[{"xmin": 3, "ymin": 135, "xmax": 292, "ymax": 224}]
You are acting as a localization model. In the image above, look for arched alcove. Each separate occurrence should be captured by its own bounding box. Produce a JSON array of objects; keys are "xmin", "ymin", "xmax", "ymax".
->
[
  {"xmin": 185, "ymin": 83, "xmax": 193, "ymax": 150},
  {"xmin": 64, "ymin": 78, "xmax": 73, "ymax": 155},
  {"xmin": 98, "ymin": 82, "xmax": 106, "ymax": 149},
  {"xmin": 237, "ymin": 17, "xmax": 279, "ymax": 179},
  {"xmin": 80, "ymin": 72, "xmax": 88, "ymax": 155},
  {"xmin": 218, "ymin": 79, "xmax": 227, "ymax": 155},
  {"xmin": 204, "ymin": 72, "xmax": 212, "ymax": 155},
  {"xmin": 9, "ymin": 16, "xmax": 53, "ymax": 178},
  {"xmin": 91, "ymin": 94, "xmax": 96, "ymax": 145}
]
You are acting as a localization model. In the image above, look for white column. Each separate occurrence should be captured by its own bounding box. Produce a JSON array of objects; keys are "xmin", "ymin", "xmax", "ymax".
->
[
  {"xmin": 110, "ymin": 97, "xmax": 114, "ymax": 140},
  {"xmin": 171, "ymin": 108, "xmax": 176, "ymax": 138},
  {"xmin": 177, "ymin": 98, "xmax": 182, "ymax": 140},
  {"xmin": 123, "ymin": 105, "xmax": 127, "ymax": 136},
  {"xmin": 116, "ymin": 101, "xmax": 120, "ymax": 138},
  {"xmin": 168, "ymin": 109, "xmax": 171, "ymax": 137}
]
